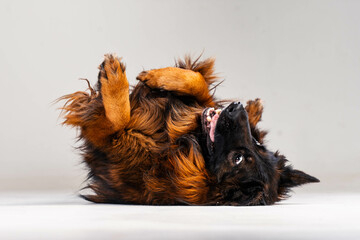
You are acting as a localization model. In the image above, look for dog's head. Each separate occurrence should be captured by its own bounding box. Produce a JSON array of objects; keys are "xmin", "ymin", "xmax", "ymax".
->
[{"xmin": 201, "ymin": 101, "xmax": 319, "ymax": 205}]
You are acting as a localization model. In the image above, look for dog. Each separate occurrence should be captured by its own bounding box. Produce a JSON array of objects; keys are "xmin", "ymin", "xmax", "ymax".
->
[{"xmin": 60, "ymin": 54, "xmax": 319, "ymax": 205}]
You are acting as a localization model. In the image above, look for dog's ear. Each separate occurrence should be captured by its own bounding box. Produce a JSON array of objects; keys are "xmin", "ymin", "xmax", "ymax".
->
[
  {"xmin": 276, "ymin": 157, "xmax": 319, "ymax": 195},
  {"xmin": 279, "ymin": 166, "xmax": 320, "ymax": 187}
]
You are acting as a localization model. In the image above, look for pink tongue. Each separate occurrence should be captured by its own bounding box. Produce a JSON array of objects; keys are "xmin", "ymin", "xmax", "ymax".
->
[{"xmin": 209, "ymin": 114, "xmax": 219, "ymax": 142}]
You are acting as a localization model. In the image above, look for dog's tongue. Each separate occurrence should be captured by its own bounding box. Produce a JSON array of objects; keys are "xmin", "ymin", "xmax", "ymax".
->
[{"xmin": 209, "ymin": 114, "xmax": 219, "ymax": 142}]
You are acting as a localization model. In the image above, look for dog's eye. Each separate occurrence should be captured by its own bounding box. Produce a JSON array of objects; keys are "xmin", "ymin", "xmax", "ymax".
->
[{"xmin": 234, "ymin": 154, "xmax": 244, "ymax": 165}]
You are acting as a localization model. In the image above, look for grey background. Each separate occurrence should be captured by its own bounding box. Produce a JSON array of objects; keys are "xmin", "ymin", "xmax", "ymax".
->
[{"xmin": 0, "ymin": 0, "xmax": 359, "ymax": 193}]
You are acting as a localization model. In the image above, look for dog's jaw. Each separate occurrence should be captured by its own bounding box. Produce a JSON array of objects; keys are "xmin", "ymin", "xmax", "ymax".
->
[{"xmin": 202, "ymin": 107, "xmax": 223, "ymax": 142}]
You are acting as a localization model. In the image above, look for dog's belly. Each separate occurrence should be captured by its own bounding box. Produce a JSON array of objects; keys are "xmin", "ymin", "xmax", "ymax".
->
[{"xmin": 102, "ymin": 83, "xmax": 209, "ymax": 204}]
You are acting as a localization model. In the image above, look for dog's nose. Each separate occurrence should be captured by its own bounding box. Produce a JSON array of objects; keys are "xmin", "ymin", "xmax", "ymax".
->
[{"xmin": 227, "ymin": 101, "xmax": 243, "ymax": 113}]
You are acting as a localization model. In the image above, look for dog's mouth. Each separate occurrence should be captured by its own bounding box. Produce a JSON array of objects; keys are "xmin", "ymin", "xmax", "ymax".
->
[{"xmin": 202, "ymin": 107, "xmax": 223, "ymax": 142}]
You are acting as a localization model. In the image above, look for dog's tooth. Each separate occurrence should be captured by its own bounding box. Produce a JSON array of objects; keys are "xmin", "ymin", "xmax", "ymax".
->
[
  {"xmin": 215, "ymin": 109, "xmax": 221, "ymax": 115},
  {"xmin": 207, "ymin": 116, "xmax": 212, "ymax": 122}
]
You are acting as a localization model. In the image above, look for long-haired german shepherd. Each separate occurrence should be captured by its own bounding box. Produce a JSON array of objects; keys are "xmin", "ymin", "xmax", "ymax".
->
[{"xmin": 60, "ymin": 54, "xmax": 319, "ymax": 205}]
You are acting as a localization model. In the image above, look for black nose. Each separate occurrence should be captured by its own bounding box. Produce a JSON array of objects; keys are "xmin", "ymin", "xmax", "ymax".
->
[{"xmin": 227, "ymin": 101, "xmax": 243, "ymax": 113}]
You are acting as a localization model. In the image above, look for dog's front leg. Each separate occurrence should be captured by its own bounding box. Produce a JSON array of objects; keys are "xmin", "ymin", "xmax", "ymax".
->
[
  {"xmin": 60, "ymin": 54, "xmax": 130, "ymax": 147},
  {"xmin": 136, "ymin": 67, "xmax": 214, "ymax": 106},
  {"xmin": 99, "ymin": 54, "xmax": 131, "ymax": 132}
]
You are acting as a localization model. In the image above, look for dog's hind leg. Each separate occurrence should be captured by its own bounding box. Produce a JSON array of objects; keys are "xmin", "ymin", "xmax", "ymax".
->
[{"xmin": 60, "ymin": 54, "xmax": 130, "ymax": 147}]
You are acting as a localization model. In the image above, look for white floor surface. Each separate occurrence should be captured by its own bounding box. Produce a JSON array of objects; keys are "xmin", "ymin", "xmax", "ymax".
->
[{"xmin": 0, "ymin": 191, "xmax": 359, "ymax": 240}]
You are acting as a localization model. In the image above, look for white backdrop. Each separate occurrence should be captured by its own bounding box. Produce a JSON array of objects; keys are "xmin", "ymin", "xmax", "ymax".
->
[{"xmin": 0, "ymin": 0, "xmax": 359, "ymax": 192}]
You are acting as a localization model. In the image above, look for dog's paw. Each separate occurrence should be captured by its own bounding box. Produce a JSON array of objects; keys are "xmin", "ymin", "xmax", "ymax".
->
[
  {"xmin": 136, "ymin": 70, "xmax": 149, "ymax": 82},
  {"xmin": 246, "ymin": 98, "xmax": 263, "ymax": 127},
  {"xmin": 99, "ymin": 54, "xmax": 127, "ymax": 89},
  {"xmin": 136, "ymin": 70, "xmax": 163, "ymax": 89},
  {"xmin": 136, "ymin": 67, "xmax": 198, "ymax": 90}
]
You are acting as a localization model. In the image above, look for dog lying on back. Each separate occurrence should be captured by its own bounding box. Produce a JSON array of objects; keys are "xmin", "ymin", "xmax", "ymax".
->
[{"xmin": 60, "ymin": 54, "xmax": 319, "ymax": 205}]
